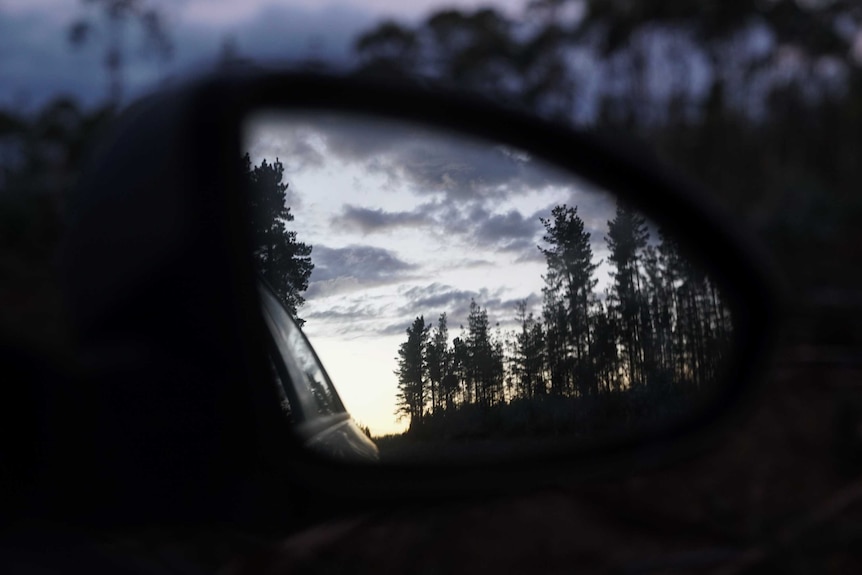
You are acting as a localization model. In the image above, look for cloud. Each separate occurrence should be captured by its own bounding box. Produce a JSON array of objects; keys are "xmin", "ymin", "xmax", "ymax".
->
[
  {"xmin": 515, "ymin": 245, "xmax": 546, "ymax": 263},
  {"xmin": 305, "ymin": 276, "xmax": 364, "ymax": 299},
  {"xmin": 246, "ymin": 114, "xmax": 585, "ymax": 207},
  {"xmin": 397, "ymin": 283, "xmax": 541, "ymax": 330},
  {"xmin": 247, "ymin": 130, "xmax": 325, "ymax": 174},
  {"xmin": 305, "ymin": 280, "xmax": 545, "ymax": 340},
  {"xmin": 354, "ymin": 134, "xmax": 581, "ymax": 205},
  {"xmin": 311, "ymin": 244, "xmax": 414, "ymax": 281},
  {"xmin": 373, "ymin": 143, "xmax": 525, "ymax": 201},
  {"xmin": 399, "ymin": 283, "xmax": 481, "ymax": 312},
  {"xmin": 467, "ymin": 206, "xmax": 552, "ymax": 257},
  {"xmin": 473, "ymin": 208, "xmax": 539, "ymax": 243},
  {"xmin": 417, "ymin": 202, "xmax": 546, "ymax": 256},
  {"xmin": 455, "ymin": 258, "xmax": 495, "ymax": 268},
  {"xmin": 305, "ymin": 302, "xmax": 378, "ymax": 321},
  {"xmin": 327, "ymin": 199, "xmax": 550, "ymax": 261},
  {"xmin": 245, "ymin": 116, "xmax": 626, "ymax": 262},
  {"xmin": 303, "ymin": 298, "xmax": 394, "ymax": 338},
  {"xmin": 332, "ymin": 205, "xmax": 429, "ymax": 234},
  {"xmin": 379, "ymin": 320, "xmax": 416, "ymax": 337}
]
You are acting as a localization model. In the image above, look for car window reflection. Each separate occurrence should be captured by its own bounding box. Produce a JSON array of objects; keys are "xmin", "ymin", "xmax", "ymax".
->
[
  {"xmin": 261, "ymin": 285, "xmax": 344, "ymax": 420},
  {"xmin": 267, "ymin": 354, "xmax": 294, "ymax": 423}
]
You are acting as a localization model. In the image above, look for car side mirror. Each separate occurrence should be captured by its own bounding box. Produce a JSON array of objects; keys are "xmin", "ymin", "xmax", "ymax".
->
[{"xmin": 63, "ymin": 72, "xmax": 780, "ymax": 505}]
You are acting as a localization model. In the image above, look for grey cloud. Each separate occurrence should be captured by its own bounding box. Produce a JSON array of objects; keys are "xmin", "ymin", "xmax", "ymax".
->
[
  {"xmin": 303, "ymin": 291, "xmax": 397, "ymax": 337},
  {"xmin": 380, "ymin": 287, "xmax": 518, "ymax": 339},
  {"xmin": 472, "ymin": 293, "xmax": 545, "ymax": 332},
  {"xmin": 379, "ymin": 321, "xmax": 415, "ymax": 337},
  {"xmin": 306, "ymin": 275, "xmax": 409, "ymax": 299},
  {"xmin": 305, "ymin": 276, "xmax": 362, "ymax": 299},
  {"xmin": 385, "ymin": 289, "xmax": 540, "ymax": 339},
  {"xmin": 331, "ymin": 201, "xmax": 547, "ymax": 259},
  {"xmin": 469, "ymin": 206, "xmax": 554, "ymax": 257},
  {"xmin": 425, "ymin": 202, "xmax": 545, "ymax": 254},
  {"xmin": 313, "ymin": 116, "xmax": 418, "ymax": 163},
  {"xmin": 307, "ymin": 315, "xmax": 388, "ymax": 338},
  {"xmin": 397, "ymin": 283, "xmax": 544, "ymax": 330},
  {"xmin": 331, "ymin": 205, "xmax": 429, "ymax": 235},
  {"xmin": 429, "ymin": 192, "xmax": 618, "ymax": 261},
  {"xmin": 399, "ymin": 283, "xmax": 482, "ymax": 312},
  {"xmin": 305, "ymin": 303, "xmax": 378, "ymax": 322},
  {"xmin": 398, "ymin": 283, "xmax": 517, "ymax": 327},
  {"xmin": 474, "ymin": 208, "xmax": 540, "ymax": 244},
  {"xmin": 308, "ymin": 283, "xmax": 545, "ymax": 340},
  {"xmin": 247, "ymin": 131, "xmax": 324, "ymax": 174},
  {"xmin": 251, "ymin": 114, "xmax": 584, "ymax": 208},
  {"xmin": 515, "ymin": 245, "xmax": 546, "ymax": 264},
  {"xmin": 456, "ymin": 258, "xmax": 495, "ymax": 268},
  {"xmin": 310, "ymin": 244, "xmax": 414, "ymax": 282},
  {"xmin": 378, "ymin": 144, "xmax": 522, "ymax": 201},
  {"xmin": 423, "ymin": 201, "xmax": 472, "ymax": 236},
  {"xmin": 498, "ymin": 238, "xmax": 540, "ymax": 255},
  {"xmin": 362, "ymin": 139, "xmax": 572, "ymax": 204}
]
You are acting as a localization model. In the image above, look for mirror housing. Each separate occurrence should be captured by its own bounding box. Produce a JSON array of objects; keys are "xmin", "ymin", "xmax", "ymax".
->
[{"xmin": 62, "ymin": 71, "xmax": 780, "ymax": 509}]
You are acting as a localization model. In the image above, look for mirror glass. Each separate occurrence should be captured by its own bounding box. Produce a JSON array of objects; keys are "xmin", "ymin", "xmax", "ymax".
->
[{"xmin": 242, "ymin": 111, "xmax": 734, "ymax": 463}]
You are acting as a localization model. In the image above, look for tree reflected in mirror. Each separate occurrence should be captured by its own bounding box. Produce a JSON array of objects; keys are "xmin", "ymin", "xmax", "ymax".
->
[{"xmin": 243, "ymin": 112, "xmax": 734, "ymax": 462}]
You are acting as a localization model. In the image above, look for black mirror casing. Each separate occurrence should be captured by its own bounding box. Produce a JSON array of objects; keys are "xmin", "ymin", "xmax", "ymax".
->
[{"xmin": 60, "ymin": 71, "xmax": 781, "ymax": 523}]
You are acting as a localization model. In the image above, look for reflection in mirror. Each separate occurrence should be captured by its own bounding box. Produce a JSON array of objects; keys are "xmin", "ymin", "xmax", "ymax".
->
[{"xmin": 242, "ymin": 112, "xmax": 734, "ymax": 463}]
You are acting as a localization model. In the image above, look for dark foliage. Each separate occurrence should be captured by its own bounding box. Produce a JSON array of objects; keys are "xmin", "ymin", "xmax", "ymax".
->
[{"xmin": 242, "ymin": 154, "xmax": 313, "ymax": 324}]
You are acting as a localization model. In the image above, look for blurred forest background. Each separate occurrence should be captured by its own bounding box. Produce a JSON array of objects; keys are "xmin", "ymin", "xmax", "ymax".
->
[{"xmin": 3, "ymin": 0, "xmax": 862, "ymax": 354}]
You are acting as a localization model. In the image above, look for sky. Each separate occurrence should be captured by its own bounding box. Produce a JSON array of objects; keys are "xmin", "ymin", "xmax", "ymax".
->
[
  {"xmin": 0, "ymin": 0, "xmax": 529, "ymax": 110},
  {"xmin": 244, "ymin": 111, "xmax": 624, "ymax": 436}
]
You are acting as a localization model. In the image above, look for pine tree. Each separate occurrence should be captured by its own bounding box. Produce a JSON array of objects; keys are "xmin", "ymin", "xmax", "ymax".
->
[
  {"xmin": 243, "ymin": 154, "xmax": 314, "ymax": 324},
  {"xmin": 539, "ymin": 204, "xmax": 599, "ymax": 395},
  {"xmin": 514, "ymin": 300, "xmax": 546, "ymax": 399},
  {"xmin": 465, "ymin": 300, "xmax": 504, "ymax": 407},
  {"xmin": 395, "ymin": 316, "xmax": 429, "ymax": 429},
  {"xmin": 542, "ymin": 286, "xmax": 570, "ymax": 396},
  {"xmin": 426, "ymin": 312, "xmax": 451, "ymax": 414},
  {"xmin": 606, "ymin": 201, "xmax": 650, "ymax": 387}
]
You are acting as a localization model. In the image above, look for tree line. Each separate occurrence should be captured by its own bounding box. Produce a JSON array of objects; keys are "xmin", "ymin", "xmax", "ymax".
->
[
  {"xmin": 395, "ymin": 202, "xmax": 732, "ymax": 436},
  {"xmin": 242, "ymin": 153, "xmax": 313, "ymax": 324}
]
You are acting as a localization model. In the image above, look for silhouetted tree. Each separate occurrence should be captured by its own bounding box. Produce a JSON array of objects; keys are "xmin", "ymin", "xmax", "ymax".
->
[
  {"xmin": 242, "ymin": 154, "xmax": 313, "ymax": 324},
  {"xmin": 539, "ymin": 204, "xmax": 599, "ymax": 395},
  {"xmin": 465, "ymin": 300, "xmax": 504, "ymax": 407},
  {"xmin": 426, "ymin": 312, "xmax": 450, "ymax": 413},
  {"xmin": 451, "ymin": 336, "xmax": 470, "ymax": 405},
  {"xmin": 591, "ymin": 302, "xmax": 619, "ymax": 393},
  {"xmin": 606, "ymin": 201, "xmax": 650, "ymax": 387},
  {"xmin": 513, "ymin": 300, "xmax": 546, "ymax": 398},
  {"xmin": 395, "ymin": 316, "xmax": 429, "ymax": 428},
  {"xmin": 541, "ymin": 286, "xmax": 570, "ymax": 395}
]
